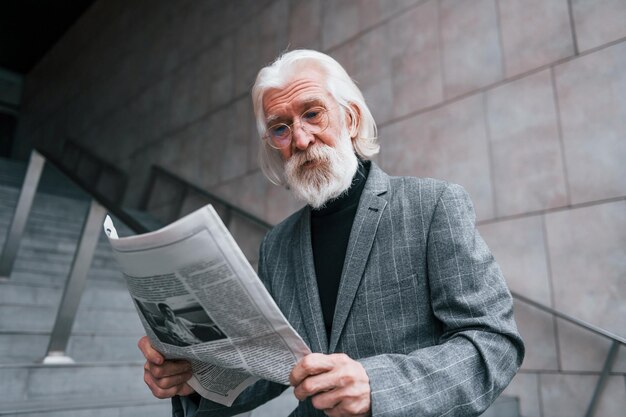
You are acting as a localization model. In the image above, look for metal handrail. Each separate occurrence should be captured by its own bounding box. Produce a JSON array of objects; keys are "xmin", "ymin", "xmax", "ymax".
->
[
  {"xmin": 35, "ymin": 148, "xmax": 149, "ymax": 235},
  {"xmin": 144, "ymin": 165, "xmax": 273, "ymax": 230},
  {"xmin": 511, "ymin": 291, "xmax": 625, "ymax": 345}
]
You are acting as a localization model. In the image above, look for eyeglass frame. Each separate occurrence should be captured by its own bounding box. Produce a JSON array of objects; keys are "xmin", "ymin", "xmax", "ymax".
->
[{"xmin": 262, "ymin": 106, "xmax": 331, "ymax": 150}]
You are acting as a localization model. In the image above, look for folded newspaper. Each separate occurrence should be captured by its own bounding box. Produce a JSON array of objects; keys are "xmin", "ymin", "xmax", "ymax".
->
[{"xmin": 103, "ymin": 205, "xmax": 311, "ymax": 406}]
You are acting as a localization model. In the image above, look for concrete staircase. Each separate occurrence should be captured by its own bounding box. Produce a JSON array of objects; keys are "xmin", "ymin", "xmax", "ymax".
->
[{"xmin": 0, "ymin": 157, "xmax": 171, "ymax": 416}]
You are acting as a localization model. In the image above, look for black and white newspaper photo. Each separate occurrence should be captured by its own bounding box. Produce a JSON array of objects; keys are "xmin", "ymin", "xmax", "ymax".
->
[{"xmin": 103, "ymin": 205, "xmax": 310, "ymax": 406}]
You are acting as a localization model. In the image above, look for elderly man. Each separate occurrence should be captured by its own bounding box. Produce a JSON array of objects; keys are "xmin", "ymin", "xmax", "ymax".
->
[{"xmin": 139, "ymin": 50, "xmax": 524, "ymax": 417}]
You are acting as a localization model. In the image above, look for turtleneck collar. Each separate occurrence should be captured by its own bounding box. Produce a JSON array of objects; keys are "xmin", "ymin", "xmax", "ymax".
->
[{"xmin": 311, "ymin": 159, "xmax": 371, "ymax": 217}]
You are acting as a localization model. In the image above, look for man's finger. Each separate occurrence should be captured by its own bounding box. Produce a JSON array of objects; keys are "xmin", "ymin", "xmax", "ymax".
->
[
  {"xmin": 293, "ymin": 372, "xmax": 336, "ymax": 401},
  {"xmin": 289, "ymin": 353, "xmax": 335, "ymax": 386},
  {"xmin": 153, "ymin": 372, "xmax": 194, "ymax": 389},
  {"xmin": 138, "ymin": 336, "xmax": 164, "ymax": 365},
  {"xmin": 145, "ymin": 359, "xmax": 192, "ymax": 379},
  {"xmin": 144, "ymin": 369, "xmax": 183, "ymax": 399},
  {"xmin": 311, "ymin": 387, "xmax": 370, "ymax": 416}
]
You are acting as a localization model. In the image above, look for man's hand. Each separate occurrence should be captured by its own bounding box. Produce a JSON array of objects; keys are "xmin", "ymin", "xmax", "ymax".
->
[
  {"xmin": 138, "ymin": 336, "xmax": 196, "ymax": 398},
  {"xmin": 289, "ymin": 353, "xmax": 371, "ymax": 417}
]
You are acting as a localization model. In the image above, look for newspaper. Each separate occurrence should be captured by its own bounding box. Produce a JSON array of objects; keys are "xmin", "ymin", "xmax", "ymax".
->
[{"xmin": 103, "ymin": 205, "xmax": 311, "ymax": 406}]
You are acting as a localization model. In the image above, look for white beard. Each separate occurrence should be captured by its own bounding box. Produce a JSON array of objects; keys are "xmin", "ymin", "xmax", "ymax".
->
[{"xmin": 284, "ymin": 128, "xmax": 359, "ymax": 209}]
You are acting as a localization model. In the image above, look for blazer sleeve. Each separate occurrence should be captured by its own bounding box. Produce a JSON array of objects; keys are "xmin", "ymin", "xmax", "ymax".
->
[
  {"xmin": 358, "ymin": 183, "xmax": 525, "ymax": 417},
  {"xmin": 171, "ymin": 233, "xmax": 288, "ymax": 417}
]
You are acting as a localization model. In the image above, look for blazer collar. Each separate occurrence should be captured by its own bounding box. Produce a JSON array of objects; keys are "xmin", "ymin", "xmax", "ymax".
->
[
  {"xmin": 329, "ymin": 162, "xmax": 388, "ymax": 352},
  {"xmin": 292, "ymin": 162, "xmax": 390, "ymax": 353}
]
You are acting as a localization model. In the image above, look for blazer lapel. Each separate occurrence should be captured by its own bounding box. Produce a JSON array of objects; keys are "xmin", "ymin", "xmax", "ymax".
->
[
  {"xmin": 329, "ymin": 163, "xmax": 389, "ymax": 352},
  {"xmin": 293, "ymin": 206, "xmax": 329, "ymax": 354}
]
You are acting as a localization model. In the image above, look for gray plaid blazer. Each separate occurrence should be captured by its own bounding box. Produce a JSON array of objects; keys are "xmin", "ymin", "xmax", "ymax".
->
[{"xmin": 175, "ymin": 163, "xmax": 524, "ymax": 417}]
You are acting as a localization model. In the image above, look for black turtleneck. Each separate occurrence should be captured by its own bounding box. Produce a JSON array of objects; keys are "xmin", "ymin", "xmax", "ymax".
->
[{"xmin": 310, "ymin": 160, "xmax": 370, "ymax": 338}]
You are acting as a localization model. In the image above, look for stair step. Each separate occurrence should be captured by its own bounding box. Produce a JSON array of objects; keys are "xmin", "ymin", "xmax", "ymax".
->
[
  {"xmin": 0, "ymin": 362, "xmax": 164, "ymax": 413},
  {"xmin": 1, "ymin": 362, "xmax": 146, "ymax": 399},
  {"xmin": 0, "ymin": 282, "xmax": 135, "ymax": 309},
  {"xmin": 0, "ymin": 305, "xmax": 144, "ymax": 333},
  {"xmin": 8, "ymin": 267, "xmax": 126, "ymax": 287},
  {"xmin": 0, "ymin": 158, "xmax": 165, "ymax": 416},
  {"xmin": 0, "ymin": 333, "xmax": 144, "ymax": 363},
  {"xmin": 0, "ymin": 400, "xmax": 170, "ymax": 417}
]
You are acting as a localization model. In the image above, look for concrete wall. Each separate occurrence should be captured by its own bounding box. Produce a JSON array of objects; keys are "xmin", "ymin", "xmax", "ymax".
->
[{"xmin": 14, "ymin": 1, "xmax": 626, "ymax": 416}]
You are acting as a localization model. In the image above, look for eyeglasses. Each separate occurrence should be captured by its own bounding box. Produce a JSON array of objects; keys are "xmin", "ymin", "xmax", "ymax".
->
[{"xmin": 263, "ymin": 107, "xmax": 330, "ymax": 149}]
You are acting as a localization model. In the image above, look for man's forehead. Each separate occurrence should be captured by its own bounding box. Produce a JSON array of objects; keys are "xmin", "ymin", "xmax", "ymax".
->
[{"xmin": 262, "ymin": 69, "xmax": 333, "ymax": 116}]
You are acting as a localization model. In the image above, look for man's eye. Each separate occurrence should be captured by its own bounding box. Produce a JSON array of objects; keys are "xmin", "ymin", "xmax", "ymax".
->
[
  {"xmin": 270, "ymin": 125, "xmax": 289, "ymax": 137},
  {"xmin": 303, "ymin": 110, "xmax": 320, "ymax": 121}
]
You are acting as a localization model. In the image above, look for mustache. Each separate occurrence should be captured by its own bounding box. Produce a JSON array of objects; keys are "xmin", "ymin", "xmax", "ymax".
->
[{"xmin": 289, "ymin": 144, "xmax": 333, "ymax": 166}]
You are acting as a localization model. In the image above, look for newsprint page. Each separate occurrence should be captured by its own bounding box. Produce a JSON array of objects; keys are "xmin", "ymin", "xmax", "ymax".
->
[{"xmin": 103, "ymin": 205, "xmax": 310, "ymax": 406}]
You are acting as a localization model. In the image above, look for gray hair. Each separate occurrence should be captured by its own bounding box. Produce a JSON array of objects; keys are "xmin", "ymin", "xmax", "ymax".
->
[{"xmin": 251, "ymin": 49, "xmax": 379, "ymax": 185}]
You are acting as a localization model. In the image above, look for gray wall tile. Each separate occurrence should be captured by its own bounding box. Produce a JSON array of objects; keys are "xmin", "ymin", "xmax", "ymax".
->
[
  {"xmin": 487, "ymin": 70, "xmax": 568, "ymax": 216},
  {"xmin": 541, "ymin": 374, "xmax": 626, "ymax": 417},
  {"xmin": 498, "ymin": 0, "xmax": 573, "ymax": 77},
  {"xmin": 211, "ymin": 171, "xmax": 270, "ymax": 221},
  {"xmin": 545, "ymin": 200, "xmax": 626, "ymax": 338},
  {"xmin": 229, "ymin": 215, "xmax": 266, "ymax": 263},
  {"xmin": 265, "ymin": 182, "xmax": 304, "ymax": 226},
  {"xmin": 478, "ymin": 215, "xmax": 552, "ymax": 306},
  {"xmin": 389, "ymin": 0, "xmax": 444, "ymax": 118},
  {"xmin": 440, "ymin": 0, "xmax": 503, "ymax": 97},
  {"xmin": 380, "ymin": 94, "xmax": 495, "ymax": 220},
  {"xmin": 554, "ymin": 42, "xmax": 626, "ymax": 204},
  {"xmin": 556, "ymin": 318, "xmax": 626, "ymax": 373},
  {"xmin": 321, "ymin": 0, "xmax": 360, "ymax": 50},
  {"xmin": 219, "ymin": 100, "xmax": 253, "ymax": 183},
  {"xmin": 331, "ymin": 25, "xmax": 395, "ymax": 124},
  {"xmin": 234, "ymin": 0, "xmax": 289, "ymax": 96},
  {"xmin": 572, "ymin": 0, "xmax": 626, "ymax": 52},
  {"xmin": 514, "ymin": 301, "xmax": 559, "ymax": 371},
  {"xmin": 288, "ymin": 0, "xmax": 322, "ymax": 50},
  {"xmin": 540, "ymin": 373, "xmax": 595, "ymax": 417}
]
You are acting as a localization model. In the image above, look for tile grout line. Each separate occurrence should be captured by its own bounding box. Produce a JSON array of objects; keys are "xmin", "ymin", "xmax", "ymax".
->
[
  {"xmin": 436, "ymin": 0, "xmax": 449, "ymax": 101},
  {"xmin": 541, "ymin": 214, "xmax": 563, "ymax": 373},
  {"xmin": 476, "ymin": 196, "xmax": 626, "ymax": 227},
  {"xmin": 566, "ymin": 0, "xmax": 580, "ymax": 56},
  {"xmin": 493, "ymin": 0, "xmax": 507, "ymax": 79},
  {"xmin": 481, "ymin": 91, "xmax": 498, "ymax": 219},
  {"xmin": 550, "ymin": 66, "xmax": 573, "ymax": 207}
]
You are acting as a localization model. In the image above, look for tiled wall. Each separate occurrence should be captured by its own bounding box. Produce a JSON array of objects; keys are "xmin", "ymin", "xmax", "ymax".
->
[{"xmin": 14, "ymin": 1, "xmax": 626, "ymax": 415}]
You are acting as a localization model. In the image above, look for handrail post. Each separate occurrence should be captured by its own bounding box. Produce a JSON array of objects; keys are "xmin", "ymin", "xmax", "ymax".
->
[
  {"xmin": 42, "ymin": 199, "xmax": 107, "ymax": 364},
  {"xmin": 0, "ymin": 150, "xmax": 45, "ymax": 280},
  {"xmin": 584, "ymin": 341, "xmax": 620, "ymax": 417}
]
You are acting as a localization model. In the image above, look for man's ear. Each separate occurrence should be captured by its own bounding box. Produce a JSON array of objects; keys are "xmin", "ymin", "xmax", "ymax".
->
[{"xmin": 345, "ymin": 103, "xmax": 362, "ymax": 139}]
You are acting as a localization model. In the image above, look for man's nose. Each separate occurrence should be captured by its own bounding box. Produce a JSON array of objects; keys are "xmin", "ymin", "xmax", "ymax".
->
[{"xmin": 291, "ymin": 123, "xmax": 314, "ymax": 151}]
